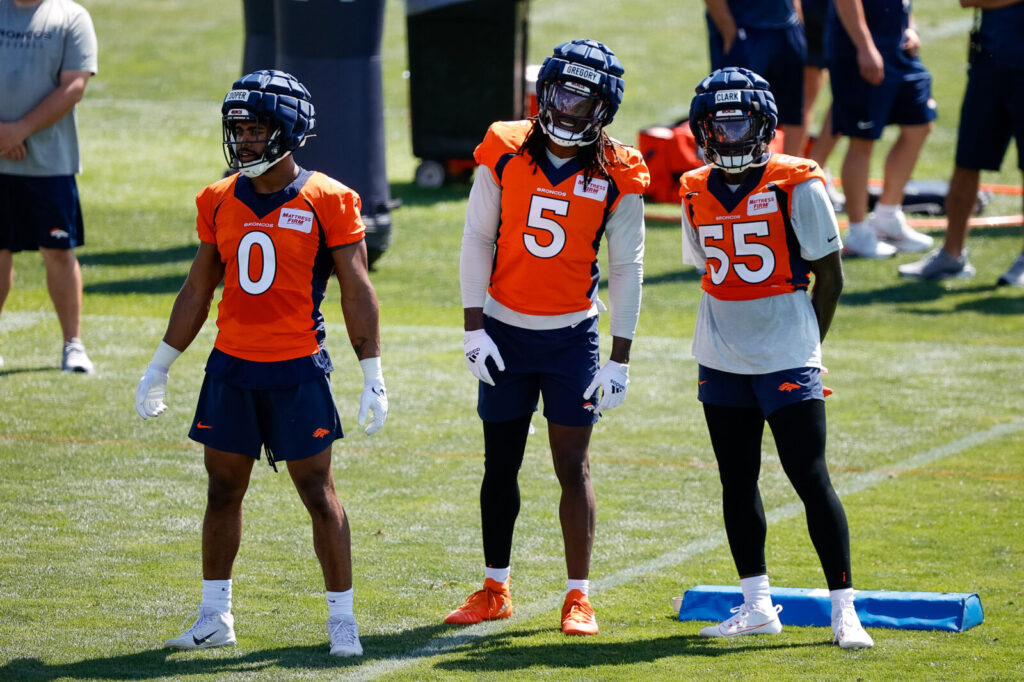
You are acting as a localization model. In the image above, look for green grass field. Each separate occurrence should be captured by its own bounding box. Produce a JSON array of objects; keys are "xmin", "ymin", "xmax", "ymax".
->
[{"xmin": 1, "ymin": 1, "xmax": 1023, "ymax": 680}]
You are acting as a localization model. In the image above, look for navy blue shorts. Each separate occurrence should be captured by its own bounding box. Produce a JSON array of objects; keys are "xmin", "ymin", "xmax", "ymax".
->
[
  {"xmin": 803, "ymin": 0, "xmax": 828, "ymax": 69},
  {"xmin": 697, "ymin": 365, "xmax": 824, "ymax": 417},
  {"xmin": 0, "ymin": 174, "xmax": 84, "ymax": 252},
  {"xmin": 955, "ymin": 61, "xmax": 1024, "ymax": 172},
  {"xmin": 829, "ymin": 53, "xmax": 936, "ymax": 139},
  {"xmin": 478, "ymin": 316, "xmax": 600, "ymax": 427},
  {"xmin": 709, "ymin": 23, "xmax": 807, "ymax": 126},
  {"xmin": 189, "ymin": 373, "xmax": 344, "ymax": 462}
]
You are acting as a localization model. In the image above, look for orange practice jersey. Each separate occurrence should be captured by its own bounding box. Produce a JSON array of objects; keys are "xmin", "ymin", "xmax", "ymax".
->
[
  {"xmin": 195, "ymin": 169, "xmax": 365, "ymax": 362},
  {"xmin": 475, "ymin": 121, "xmax": 649, "ymax": 316},
  {"xmin": 680, "ymin": 156, "xmax": 825, "ymax": 301}
]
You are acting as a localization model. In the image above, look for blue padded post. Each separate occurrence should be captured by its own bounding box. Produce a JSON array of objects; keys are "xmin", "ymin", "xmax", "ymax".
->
[{"xmin": 678, "ymin": 585, "xmax": 984, "ymax": 632}]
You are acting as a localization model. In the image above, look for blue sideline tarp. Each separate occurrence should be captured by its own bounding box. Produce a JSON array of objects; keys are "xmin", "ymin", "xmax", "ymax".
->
[{"xmin": 679, "ymin": 585, "xmax": 983, "ymax": 632}]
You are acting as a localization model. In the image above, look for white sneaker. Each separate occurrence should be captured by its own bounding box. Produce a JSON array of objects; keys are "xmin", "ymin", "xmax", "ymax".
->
[
  {"xmin": 844, "ymin": 225, "xmax": 898, "ymax": 259},
  {"xmin": 698, "ymin": 603, "xmax": 783, "ymax": 638},
  {"xmin": 164, "ymin": 608, "xmax": 236, "ymax": 649},
  {"xmin": 870, "ymin": 209, "xmax": 934, "ymax": 253},
  {"xmin": 898, "ymin": 248, "xmax": 975, "ymax": 280},
  {"xmin": 328, "ymin": 614, "xmax": 363, "ymax": 656},
  {"xmin": 997, "ymin": 253, "xmax": 1024, "ymax": 287},
  {"xmin": 823, "ymin": 169, "xmax": 846, "ymax": 214},
  {"xmin": 832, "ymin": 600, "xmax": 874, "ymax": 650},
  {"xmin": 61, "ymin": 338, "xmax": 94, "ymax": 373}
]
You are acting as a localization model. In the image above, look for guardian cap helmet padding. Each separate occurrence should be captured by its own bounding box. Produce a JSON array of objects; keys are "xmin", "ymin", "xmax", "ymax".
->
[
  {"xmin": 536, "ymin": 39, "xmax": 624, "ymax": 147},
  {"xmin": 689, "ymin": 67, "xmax": 778, "ymax": 173},
  {"xmin": 222, "ymin": 70, "xmax": 316, "ymax": 178}
]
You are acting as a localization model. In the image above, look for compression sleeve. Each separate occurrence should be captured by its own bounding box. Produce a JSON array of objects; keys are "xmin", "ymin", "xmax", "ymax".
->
[
  {"xmin": 605, "ymin": 192, "xmax": 645, "ymax": 340},
  {"xmin": 460, "ymin": 168, "xmax": 501, "ymax": 308}
]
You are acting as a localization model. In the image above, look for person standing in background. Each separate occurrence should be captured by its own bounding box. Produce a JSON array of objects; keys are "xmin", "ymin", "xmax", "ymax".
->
[{"xmin": 0, "ymin": 0, "xmax": 97, "ymax": 372}]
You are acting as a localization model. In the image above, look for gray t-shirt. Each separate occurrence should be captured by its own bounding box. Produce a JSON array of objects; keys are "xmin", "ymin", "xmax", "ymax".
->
[{"xmin": 0, "ymin": 0, "xmax": 98, "ymax": 176}]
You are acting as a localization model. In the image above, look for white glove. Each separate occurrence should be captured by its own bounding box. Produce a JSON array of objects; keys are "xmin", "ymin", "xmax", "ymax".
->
[
  {"xmin": 135, "ymin": 365, "xmax": 169, "ymax": 419},
  {"xmin": 464, "ymin": 328, "xmax": 505, "ymax": 386},
  {"xmin": 135, "ymin": 341, "xmax": 181, "ymax": 419},
  {"xmin": 357, "ymin": 357, "xmax": 388, "ymax": 435},
  {"xmin": 583, "ymin": 360, "xmax": 630, "ymax": 416}
]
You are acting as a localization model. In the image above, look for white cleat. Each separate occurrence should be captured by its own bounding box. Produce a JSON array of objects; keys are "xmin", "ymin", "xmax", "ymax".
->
[
  {"xmin": 833, "ymin": 600, "xmax": 874, "ymax": 650},
  {"xmin": 328, "ymin": 614, "xmax": 363, "ymax": 657},
  {"xmin": 164, "ymin": 608, "xmax": 236, "ymax": 649},
  {"xmin": 843, "ymin": 226, "xmax": 898, "ymax": 259},
  {"xmin": 61, "ymin": 338, "xmax": 94, "ymax": 373},
  {"xmin": 699, "ymin": 603, "xmax": 783, "ymax": 638},
  {"xmin": 870, "ymin": 209, "xmax": 933, "ymax": 253}
]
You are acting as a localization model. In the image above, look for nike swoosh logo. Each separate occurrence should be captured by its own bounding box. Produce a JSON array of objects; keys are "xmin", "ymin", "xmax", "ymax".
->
[
  {"xmin": 856, "ymin": 120, "xmax": 874, "ymax": 130},
  {"xmin": 196, "ymin": 422, "xmax": 213, "ymax": 429},
  {"xmin": 193, "ymin": 631, "xmax": 216, "ymax": 645},
  {"xmin": 827, "ymin": 235, "xmax": 838, "ymax": 242}
]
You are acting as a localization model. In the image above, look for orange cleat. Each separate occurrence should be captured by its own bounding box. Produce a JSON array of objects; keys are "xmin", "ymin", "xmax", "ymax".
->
[
  {"xmin": 561, "ymin": 589, "xmax": 599, "ymax": 635},
  {"xmin": 444, "ymin": 578, "xmax": 513, "ymax": 625}
]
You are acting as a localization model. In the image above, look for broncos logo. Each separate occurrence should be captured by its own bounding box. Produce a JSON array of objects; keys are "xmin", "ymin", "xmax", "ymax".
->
[{"xmin": 777, "ymin": 382, "xmax": 802, "ymax": 392}]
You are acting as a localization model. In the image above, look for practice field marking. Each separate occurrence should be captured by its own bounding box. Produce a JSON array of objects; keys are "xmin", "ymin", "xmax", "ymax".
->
[{"xmin": 343, "ymin": 417, "xmax": 1024, "ymax": 681}]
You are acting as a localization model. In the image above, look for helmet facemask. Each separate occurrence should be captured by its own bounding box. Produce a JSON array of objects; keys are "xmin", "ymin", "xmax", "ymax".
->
[
  {"xmin": 538, "ymin": 80, "xmax": 608, "ymax": 147},
  {"xmin": 696, "ymin": 109, "xmax": 773, "ymax": 173},
  {"xmin": 222, "ymin": 110, "xmax": 290, "ymax": 179}
]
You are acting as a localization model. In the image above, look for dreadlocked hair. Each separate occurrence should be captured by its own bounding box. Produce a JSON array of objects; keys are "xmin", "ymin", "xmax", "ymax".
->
[{"xmin": 518, "ymin": 119, "xmax": 621, "ymax": 186}]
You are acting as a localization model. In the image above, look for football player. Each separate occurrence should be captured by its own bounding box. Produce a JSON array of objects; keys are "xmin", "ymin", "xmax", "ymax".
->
[
  {"xmin": 451, "ymin": 39, "xmax": 649, "ymax": 636},
  {"xmin": 134, "ymin": 70, "xmax": 388, "ymax": 657},
  {"xmin": 680, "ymin": 67, "xmax": 872, "ymax": 650}
]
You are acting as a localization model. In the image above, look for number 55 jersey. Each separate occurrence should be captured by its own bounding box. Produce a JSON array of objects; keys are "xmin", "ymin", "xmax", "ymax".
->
[{"xmin": 680, "ymin": 155, "xmax": 841, "ymax": 375}]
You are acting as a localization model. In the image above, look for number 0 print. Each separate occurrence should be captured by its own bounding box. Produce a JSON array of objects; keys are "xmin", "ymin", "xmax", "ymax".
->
[
  {"xmin": 237, "ymin": 231, "xmax": 277, "ymax": 295},
  {"xmin": 524, "ymin": 195, "xmax": 569, "ymax": 258},
  {"xmin": 698, "ymin": 220, "xmax": 776, "ymax": 285}
]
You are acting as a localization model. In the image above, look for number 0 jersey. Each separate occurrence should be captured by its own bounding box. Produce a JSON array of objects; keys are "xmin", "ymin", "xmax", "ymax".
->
[
  {"xmin": 195, "ymin": 169, "xmax": 365, "ymax": 363},
  {"xmin": 474, "ymin": 121, "xmax": 649, "ymax": 317},
  {"xmin": 680, "ymin": 155, "xmax": 841, "ymax": 374}
]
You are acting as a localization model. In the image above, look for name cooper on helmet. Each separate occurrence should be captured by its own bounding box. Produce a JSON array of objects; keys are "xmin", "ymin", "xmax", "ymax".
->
[
  {"xmin": 222, "ymin": 70, "xmax": 316, "ymax": 178},
  {"xmin": 535, "ymin": 39, "xmax": 624, "ymax": 147},
  {"xmin": 689, "ymin": 67, "xmax": 778, "ymax": 173}
]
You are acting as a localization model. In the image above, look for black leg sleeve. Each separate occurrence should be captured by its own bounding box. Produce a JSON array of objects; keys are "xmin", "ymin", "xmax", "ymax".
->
[
  {"xmin": 480, "ymin": 414, "xmax": 532, "ymax": 568},
  {"xmin": 768, "ymin": 400, "xmax": 853, "ymax": 590},
  {"xmin": 703, "ymin": 404, "xmax": 769, "ymax": 578}
]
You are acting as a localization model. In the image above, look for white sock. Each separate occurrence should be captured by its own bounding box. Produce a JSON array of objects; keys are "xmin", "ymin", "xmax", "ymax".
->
[
  {"xmin": 484, "ymin": 566, "xmax": 510, "ymax": 584},
  {"xmin": 201, "ymin": 579, "xmax": 232, "ymax": 614},
  {"xmin": 830, "ymin": 587, "xmax": 855, "ymax": 618},
  {"xmin": 327, "ymin": 588, "xmax": 354, "ymax": 618},
  {"xmin": 740, "ymin": 575, "xmax": 773, "ymax": 612},
  {"xmin": 847, "ymin": 221, "xmax": 869, "ymax": 234},
  {"xmin": 566, "ymin": 578, "xmax": 590, "ymax": 596},
  {"xmin": 874, "ymin": 201, "xmax": 900, "ymax": 217}
]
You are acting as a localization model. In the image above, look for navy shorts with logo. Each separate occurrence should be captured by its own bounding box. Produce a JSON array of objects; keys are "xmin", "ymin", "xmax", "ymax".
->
[
  {"xmin": 829, "ymin": 52, "xmax": 936, "ymax": 140},
  {"xmin": 478, "ymin": 316, "xmax": 600, "ymax": 427},
  {"xmin": 0, "ymin": 174, "xmax": 84, "ymax": 252},
  {"xmin": 697, "ymin": 365, "xmax": 824, "ymax": 417},
  {"xmin": 955, "ymin": 61, "xmax": 1024, "ymax": 172},
  {"xmin": 189, "ymin": 373, "xmax": 344, "ymax": 463}
]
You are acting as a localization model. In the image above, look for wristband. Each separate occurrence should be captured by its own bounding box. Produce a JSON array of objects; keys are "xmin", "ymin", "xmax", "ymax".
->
[
  {"xmin": 151, "ymin": 341, "xmax": 182, "ymax": 372},
  {"xmin": 359, "ymin": 356, "xmax": 383, "ymax": 382}
]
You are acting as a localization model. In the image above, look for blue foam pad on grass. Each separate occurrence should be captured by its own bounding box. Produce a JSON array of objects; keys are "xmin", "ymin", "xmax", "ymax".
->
[{"xmin": 678, "ymin": 585, "xmax": 983, "ymax": 632}]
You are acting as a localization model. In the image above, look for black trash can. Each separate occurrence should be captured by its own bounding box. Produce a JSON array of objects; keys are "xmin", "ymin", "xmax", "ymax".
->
[
  {"xmin": 406, "ymin": 0, "xmax": 529, "ymax": 187},
  {"xmin": 241, "ymin": 0, "xmax": 275, "ymax": 75},
  {"xmin": 273, "ymin": 0, "xmax": 392, "ymax": 267}
]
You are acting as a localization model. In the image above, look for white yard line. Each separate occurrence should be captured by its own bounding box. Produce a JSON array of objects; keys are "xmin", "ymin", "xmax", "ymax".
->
[{"xmin": 344, "ymin": 417, "xmax": 1024, "ymax": 681}]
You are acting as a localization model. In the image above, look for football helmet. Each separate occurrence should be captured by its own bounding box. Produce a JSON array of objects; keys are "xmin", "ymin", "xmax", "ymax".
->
[
  {"xmin": 689, "ymin": 67, "xmax": 778, "ymax": 173},
  {"xmin": 222, "ymin": 69, "xmax": 315, "ymax": 178},
  {"xmin": 535, "ymin": 39, "xmax": 624, "ymax": 147}
]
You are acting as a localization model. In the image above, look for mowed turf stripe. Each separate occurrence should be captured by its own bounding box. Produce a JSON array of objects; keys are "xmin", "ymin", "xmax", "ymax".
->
[{"xmin": 344, "ymin": 417, "xmax": 1024, "ymax": 681}]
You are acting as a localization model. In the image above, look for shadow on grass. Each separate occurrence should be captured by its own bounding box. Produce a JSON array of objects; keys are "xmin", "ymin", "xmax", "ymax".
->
[
  {"xmin": 839, "ymin": 280, "xmax": 1024, "ymax": 314},
  {"xmin": 433, "ymin": 627, "xmax": 825, "ymax": 674},
  {"xmin": 0, "ymin": 621, "xmax": 450, "ymax": 680},
  {"xmin": 83, "ymin": 275, "xmax": 187, "ymax": 295},
  {"xmin": 78, "ymin": 245, "xmax": 196, "ymax": 267}
]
